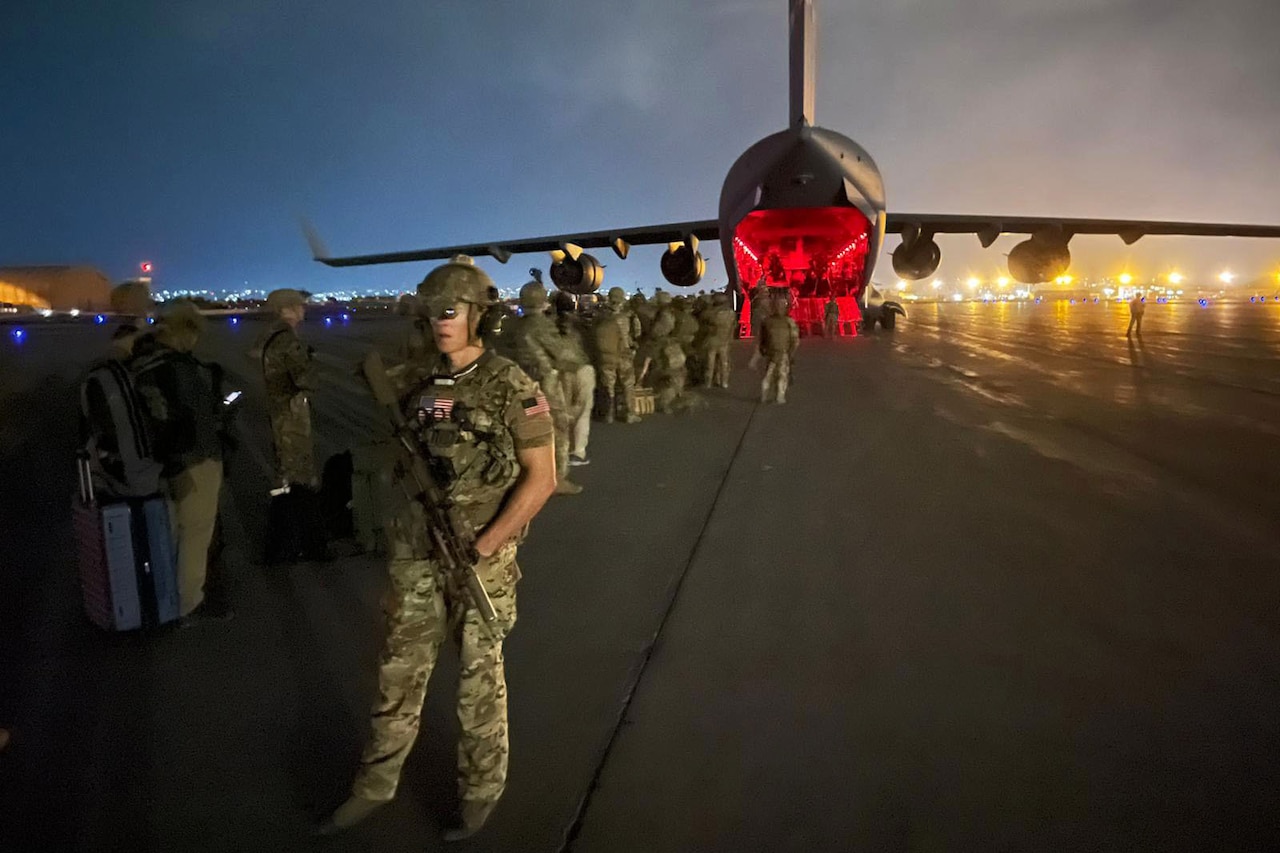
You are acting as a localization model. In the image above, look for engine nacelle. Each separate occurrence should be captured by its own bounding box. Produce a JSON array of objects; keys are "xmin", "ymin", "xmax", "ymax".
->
[
  {"xmin": 1007, "ymin": 239, "xmax": 1071, "ymax": 284},
  {"xmin": 660, "ymin": 245, "xmax": 706, "ymax": 287},
  {"xmin": 550, "ymin": 253, "xmax": 605, "ymax": 294},
  {"xmin": 891, "ymin": 238, "xmax": 942, "ymax": 281}
]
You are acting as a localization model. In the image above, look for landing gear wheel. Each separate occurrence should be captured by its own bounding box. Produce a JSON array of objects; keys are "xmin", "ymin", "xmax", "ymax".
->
[
  {"xmin": 882, "ymin": 311, "xmax": 896, "ymax": 330},
  {"xmin": 862, "ymin": 316, "xmax": 877, "ymax": 332}
]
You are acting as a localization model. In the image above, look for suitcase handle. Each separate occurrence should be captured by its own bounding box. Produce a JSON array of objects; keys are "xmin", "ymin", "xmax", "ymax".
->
[{"xmin": 76, "ymin": 451, "xmax": 95, "ymax": 504}]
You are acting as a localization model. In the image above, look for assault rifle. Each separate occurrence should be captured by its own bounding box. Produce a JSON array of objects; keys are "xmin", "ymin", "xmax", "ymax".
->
[{"xmin": 362, "ymin": 351, "xmax": 497, "ymax": 628}]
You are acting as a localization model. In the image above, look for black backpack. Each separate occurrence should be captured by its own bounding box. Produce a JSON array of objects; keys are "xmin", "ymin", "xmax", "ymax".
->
[{"xmin": 79, "ymin": 359, "xmax": 164, "ymax": 498}]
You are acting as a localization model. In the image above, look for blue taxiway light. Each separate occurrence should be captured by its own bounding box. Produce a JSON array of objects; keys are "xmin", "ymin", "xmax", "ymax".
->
[
  {"xmin": 94, "ymin": 314, "xmax": 107, "ymax": 325},
  {"xmin": 324, "ymin": 317, "xmax": 333, "ymax": 327},
  {"xmin": 229, "ymin": 317, "xmax": 240, "ymax": 326},
  {"xmin": 10, "ymin": 328, "xmax": 26, "ymax": 343}
]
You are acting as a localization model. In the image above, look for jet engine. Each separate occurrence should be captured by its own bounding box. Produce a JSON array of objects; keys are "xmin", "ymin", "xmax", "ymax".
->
[
  {"xmin": 1007, "ymin": 238, "xmax": 1071, "ymax": 284},
  {"xmin": 550, "ymin": 252, "xmax": 605, "ymax": 294},
  {"xmin": 891, "ymin": 238, "xmax": 941, "ymax": 281},
  {"xmin": 660, "ymin": 241, "xmax": 706, "ymax": 287}
]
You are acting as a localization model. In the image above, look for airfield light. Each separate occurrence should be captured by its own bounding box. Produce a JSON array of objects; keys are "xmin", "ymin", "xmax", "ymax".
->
[
  {"xmin": 895, "ymin": 279, "xmax": 908, "ymax": 291},
  {"xmin": 1118, "ymin": 273, "xmax": 1133, "ymax": 286},
  {"xmin": 1168, "ymin": 272, "xmax": 1184, "ymax": 285},
  {"xmin": 932, "ymin": 279, "xmax": 943, "ymax": 290},
  {"xmin": 1218, "ymin": 270, "xmax": 1235, "ymax": 284},
  {"xmin": 94, "ymin": 314, "xmax": 107, "ymax": 325},
  {"xmin": 952, "ymin": 292, "xmax": 963, "ymax": 301},
  {"xmin": 141, "ymin": 261, "xmax": 153, "ymax": 274},
  {"xmin": 997, "ymin": 277, "xmax": 1010, "ymax": 288},
  {"xmin": 11, "ymin": 327, "xmax": 26, "ymax": 343},
  {"xmin": 966, "ymin": 277, "xmax": 980, "ymax": 289}
]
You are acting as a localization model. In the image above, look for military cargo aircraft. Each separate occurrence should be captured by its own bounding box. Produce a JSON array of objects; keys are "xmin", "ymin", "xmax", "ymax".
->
[{"xmin": 308, "ymin": 0, "xmax": 1280, "ymax": 333}]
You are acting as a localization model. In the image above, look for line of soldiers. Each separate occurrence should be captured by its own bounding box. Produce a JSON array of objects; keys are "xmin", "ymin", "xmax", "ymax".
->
[
  {"xmin": 97, "ymin": 263, "xmax": 801, "ymax": 843},
  {"xmin": 394, "ymin": 277, "xmax": 745, "ymax": 497}
]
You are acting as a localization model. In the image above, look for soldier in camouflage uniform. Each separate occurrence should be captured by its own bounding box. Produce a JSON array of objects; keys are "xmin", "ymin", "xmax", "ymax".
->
[
  {"xmin": 673, "ymin": 297, "xmax": 701, "ymax": 381},
  {"xmin": 553, "ymin": 291, "xmax": 596, "ymax": 465},
  {"xmin": 260, "ymin": 289, "xmax": 317, "ymax": 488},
  {"xmin": 823, "ymin": 295, "xmax": 841, "ymax": 338},
  {"xmin": 511, "ymin": 281, "xmax": 582, "ymax": 495},
  {"xmin": 639, "ymin": 303, "xmax": 693, "ymax": 413},
  {"xmin": 698, "ymin": 292, "xmax": 737, "ymax": 388},
  {"xmin": 749, "ymin": 278, "xmax": 771, "ymax": 342},
  {"xmin": 592, "ymin": 287, "xmax": 642, "ymax": 423},
  {"xmin": 320, "ymin": 256, "xmax": 557, "ymax": 842},
  {"xmin": 759, "ymin": 296, "xmax": 800, "ymax": 404}
]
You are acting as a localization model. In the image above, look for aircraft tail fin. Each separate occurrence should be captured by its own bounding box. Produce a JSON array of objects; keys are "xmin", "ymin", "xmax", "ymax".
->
[{"xmin": 789, "ymin": 0, "xmax": 816, "ymax": 128}]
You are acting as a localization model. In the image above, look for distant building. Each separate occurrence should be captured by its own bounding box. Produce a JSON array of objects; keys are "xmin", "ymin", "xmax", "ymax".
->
[{"xmin": 0, "ymin": 265, "xmax": 112, "ymax": 311}]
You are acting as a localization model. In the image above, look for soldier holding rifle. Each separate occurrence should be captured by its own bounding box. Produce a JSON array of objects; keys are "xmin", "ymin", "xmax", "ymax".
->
[{"xmin": 320, "ymin": 256, "xmax": 556, "ymax": 842}]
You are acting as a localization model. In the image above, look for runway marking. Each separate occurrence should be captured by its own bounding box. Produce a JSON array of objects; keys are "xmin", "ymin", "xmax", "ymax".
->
[{"xmin": 558, "ymin": 396, "xmax": 764, "ymax": 853}]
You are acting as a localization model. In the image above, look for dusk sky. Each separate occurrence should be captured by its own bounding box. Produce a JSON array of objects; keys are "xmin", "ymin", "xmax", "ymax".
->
[{"xmin": 4, "ymin": 0, "xmax": 1280, "ymax": 295}]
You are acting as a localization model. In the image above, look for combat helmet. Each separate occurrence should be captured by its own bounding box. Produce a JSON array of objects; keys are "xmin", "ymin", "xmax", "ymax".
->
[
  {"xmin": 653, "ymin": 290, "xmax": 672, "ymax": 307},
  {"xmin": 417, "ymin": 255, "xmax": 495, "ymax": 342},
  {"xmin": 519, "ymin": 281, "xmax": 548, "ymax": 311},
  {"xmin": 607, "ymin": 286, "xmax": 627, "ymax": 307}
]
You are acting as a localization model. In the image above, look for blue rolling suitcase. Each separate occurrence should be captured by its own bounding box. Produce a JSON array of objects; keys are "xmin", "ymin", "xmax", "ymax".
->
[{"xmin": 74, "ymin": 455, "xmax": 181, "ymax": 630}]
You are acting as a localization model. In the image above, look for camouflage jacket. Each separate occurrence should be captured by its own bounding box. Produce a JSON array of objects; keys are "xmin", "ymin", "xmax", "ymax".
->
[
  {"xmin": 511, "ymin": 312, "xmax": 567, "ymax": 385},
  {"xmin": 385, "ymin": 350, "xmax": 555, "ymax": 558},
  {"xmin": 591, "ymin": 306, "xmax": 641, "ymax": 361},
  {"xmin": 760, "ymin": 315, "xmax": 799, "ymax": 359},
  {"xmin": 698, "ymin": 305, "xmax": 737, "ymax": 349},
  {"xmin": 261, "ymin": 322, "xmax": 315, "ymax": 403}
]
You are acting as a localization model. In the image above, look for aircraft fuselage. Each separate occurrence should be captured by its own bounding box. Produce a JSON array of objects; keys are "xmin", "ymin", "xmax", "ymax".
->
[{"xmin": 718, "ymin": 124, "xmax": 887, "ymax": 303}]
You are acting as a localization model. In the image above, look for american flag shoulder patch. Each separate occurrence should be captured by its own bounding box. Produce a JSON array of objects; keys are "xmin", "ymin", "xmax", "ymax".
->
[{"xmin": 521, "ymin": 394, "xmax": 550, "ymax": 417}]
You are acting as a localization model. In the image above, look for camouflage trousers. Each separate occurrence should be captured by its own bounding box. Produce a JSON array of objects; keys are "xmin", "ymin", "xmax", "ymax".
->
[
  {"xmin": 352, "ymin": 543, "xmax": 520, "ymax": 805},
  {"xmin": 268, "ymin": 394, "xmax": 316, "ymax": 487},
  {"xmin": 761, "ymin": 356, "xmax": 791, "ymax": 403},
  {"xmin": 824, "ymin": 317, "xmax": 840, "ymax": 338},
  {"xmin": 596, "ymin": 357, "xmax": 637, "ymax": 420},
  {"xmin": 655, "ymin": 370, "xmax": 687, "ymax": 413},
  {"xmin": 545, "ymin": 380, "xmax": 573, "ymax": 480},
  {"xmin": 701, "ymin": 344, "xmax": 730, "ymax": 388}
]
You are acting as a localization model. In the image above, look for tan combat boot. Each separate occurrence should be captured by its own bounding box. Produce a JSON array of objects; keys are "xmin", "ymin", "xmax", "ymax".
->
[{"xmin": 314, "ymin": 794, "xmax": 390, "ymax": 835}]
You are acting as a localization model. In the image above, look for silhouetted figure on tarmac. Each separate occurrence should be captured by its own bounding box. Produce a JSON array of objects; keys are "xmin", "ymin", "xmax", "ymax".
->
[
  {"xmin": 823, "ymin": 295, "xmax": 841, "ymax": 337},
  {"xmin": 1127, "ymin": 292, "xmax": 1145, "ymax": 337}
]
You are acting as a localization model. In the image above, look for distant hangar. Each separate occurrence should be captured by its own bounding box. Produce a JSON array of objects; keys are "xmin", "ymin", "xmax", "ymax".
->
[{"xmin": 0, "ymin": 266, "xmax": 112, "ymax": 311}]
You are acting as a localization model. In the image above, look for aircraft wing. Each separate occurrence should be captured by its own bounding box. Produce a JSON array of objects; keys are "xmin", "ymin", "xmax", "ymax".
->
[
  {"xmin": 885, "ymin": 213, "xmax": 1280, "ymax": 247},
  {"xmin": 308, "ymin": 219, "xmax": 721, "ymax": 268}
]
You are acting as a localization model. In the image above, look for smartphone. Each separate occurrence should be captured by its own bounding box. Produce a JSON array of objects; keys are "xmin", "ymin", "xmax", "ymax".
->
[{"xmin": 223, "ymin": 390, "xmax": 242, "ymax": 406}]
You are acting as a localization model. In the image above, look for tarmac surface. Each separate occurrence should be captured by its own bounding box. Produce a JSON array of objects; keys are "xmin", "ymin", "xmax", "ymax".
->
[{"xmin": 1, "ymin": 299, "xmax": 1278, "ymax": 852}]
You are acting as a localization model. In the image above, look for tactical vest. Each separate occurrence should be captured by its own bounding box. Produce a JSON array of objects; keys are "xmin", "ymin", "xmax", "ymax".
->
[{"xmin": 401, "ymin": 352, "xmax": 521, "ymax": 528}]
